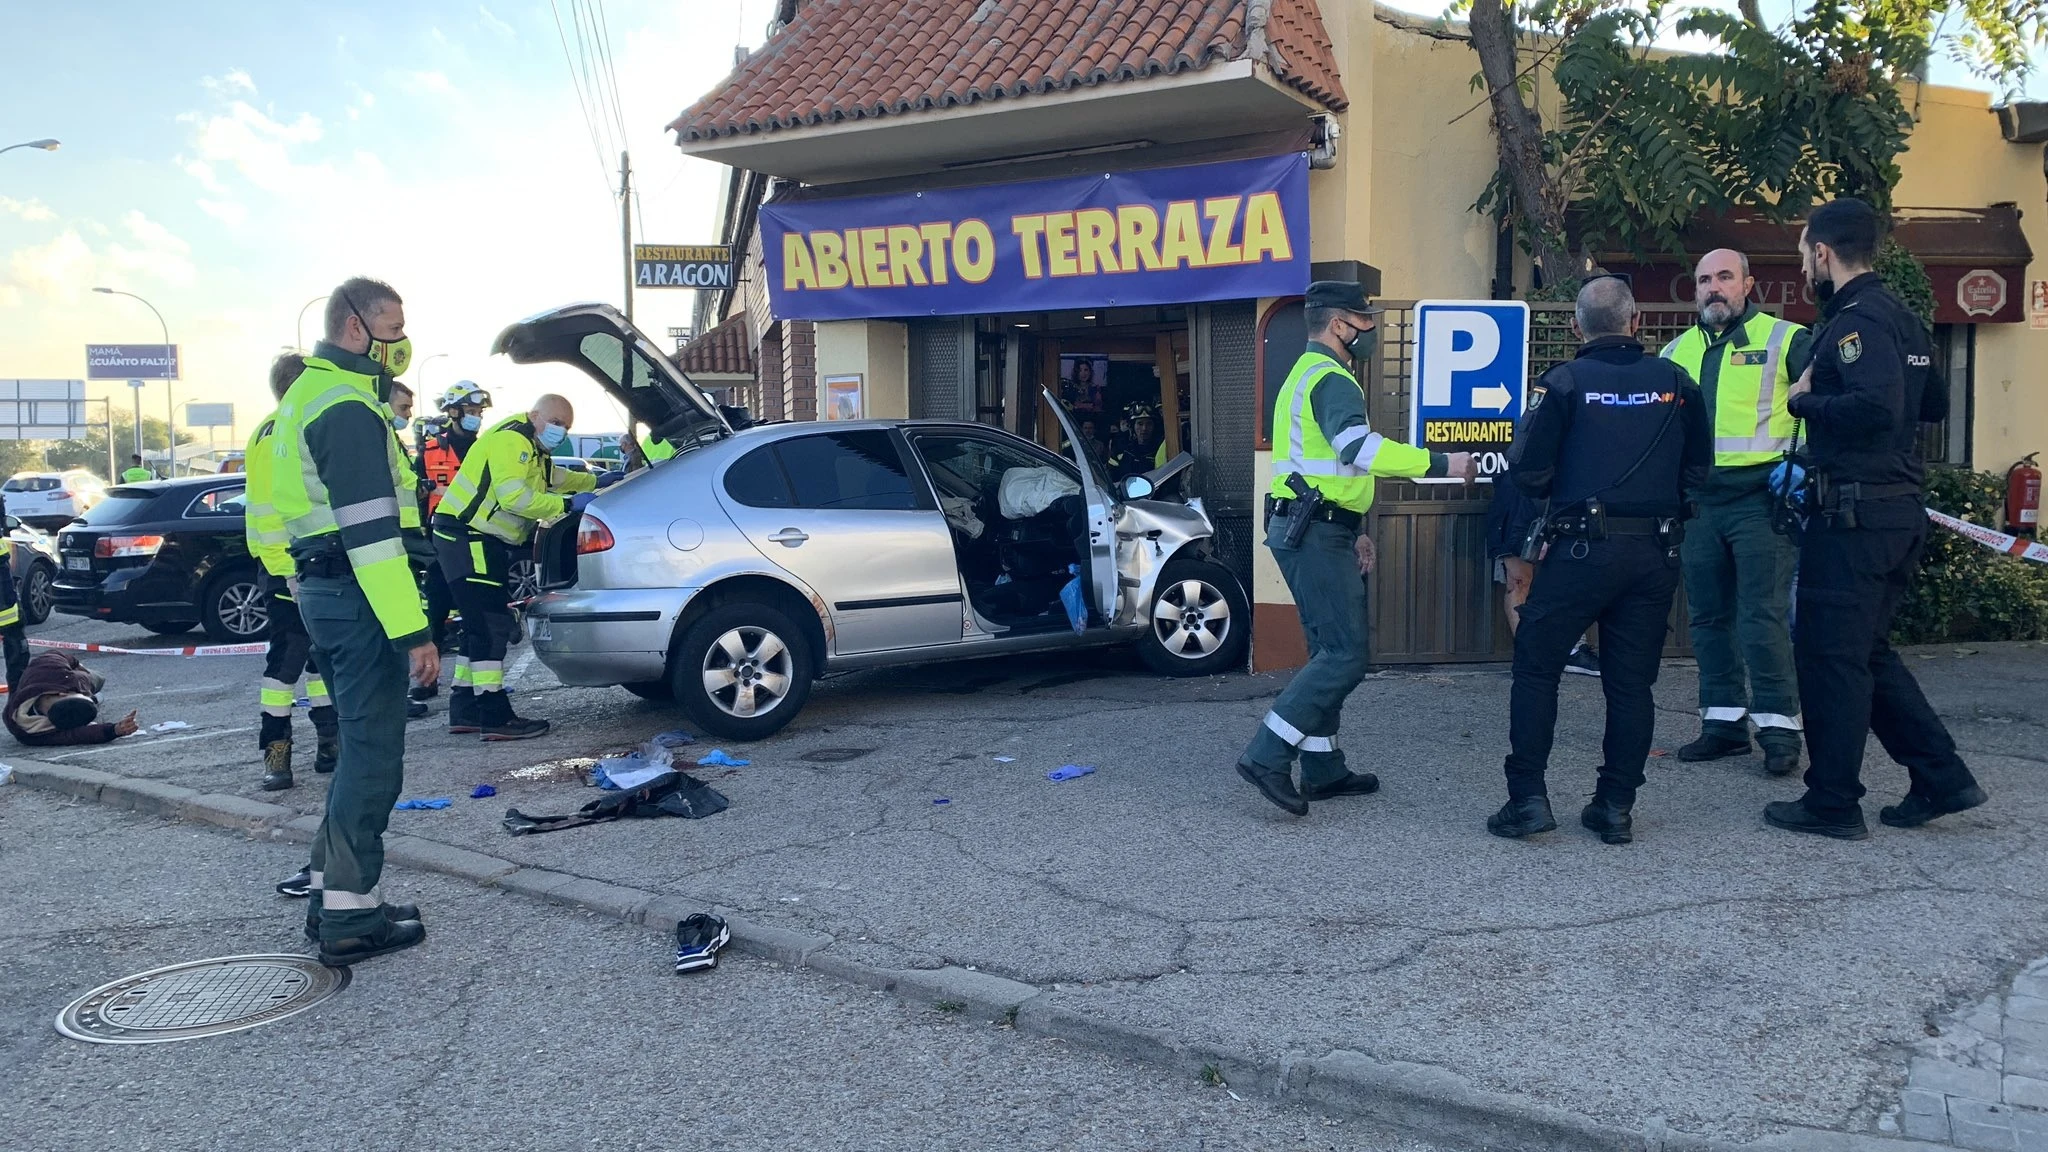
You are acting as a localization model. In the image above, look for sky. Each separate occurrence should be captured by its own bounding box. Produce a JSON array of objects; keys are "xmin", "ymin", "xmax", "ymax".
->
[
  {"xmin": 4, "ymin": 0, "xmax": 2038, "ymax": 461},
  {"xmin": 1, "ymin": 0, "xmax": 779, "ymax": 452}
]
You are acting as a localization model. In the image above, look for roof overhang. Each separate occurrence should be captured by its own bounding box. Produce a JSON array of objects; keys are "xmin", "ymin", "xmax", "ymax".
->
[{"xmin": 675, "ymin": 61, "xmax": 1324, "ymax": 187}]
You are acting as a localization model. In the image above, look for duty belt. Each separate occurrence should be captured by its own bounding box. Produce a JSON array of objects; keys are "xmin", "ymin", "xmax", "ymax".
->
[
  {"xmin": 1552, "ymin": 516, "xmax": 1668, "ymax": 537},
  {"xmin": 293, "ymin": 545, "xmax": 354, "ymax": 581},
  {"xmin": 1265, "ymin": 496, "xmax": 1363, "ymax": 531},
  {"xmin": 1819, "ymin": 479, "xmax": 1921, "ymax": 506}
]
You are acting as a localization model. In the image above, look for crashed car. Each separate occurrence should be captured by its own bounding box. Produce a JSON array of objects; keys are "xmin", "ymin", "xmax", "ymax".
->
[{"xmin": 495, "ymin": 303, "xmax": 1249, "ymax": 740}]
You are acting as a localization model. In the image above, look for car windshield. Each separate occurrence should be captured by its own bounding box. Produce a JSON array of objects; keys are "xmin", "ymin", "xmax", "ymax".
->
[
  {"xmin": 73, "ymin": 490, "xmax": 160, "ymax": 526},
  {"xmin": 4, "ymin": 476, "xmax": 56, "ymax": 492}
]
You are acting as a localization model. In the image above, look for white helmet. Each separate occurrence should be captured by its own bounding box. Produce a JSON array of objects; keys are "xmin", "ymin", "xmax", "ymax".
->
[{"xmin": 439, "ymin": 381, "xmax": 491, "ymax": 411}]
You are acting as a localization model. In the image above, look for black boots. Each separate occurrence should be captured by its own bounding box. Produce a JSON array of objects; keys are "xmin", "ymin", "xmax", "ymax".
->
[
  {"xmin": 313, "ymin": 729, "xmax": 339, "ymax": 775},
  {"xmin": 1234, "ymin": 761, "xmax": 1307, "ymax": 816},
  {"xmin": 1879, "ymin": 785, "xmax": 1989, "ymax": 828},
  {"xmin": 447, "ymin": 687, "xmax": 480, "ymax": 734},
  {"xmin": 260, "ymin": 740, "xmax": 293, "ymax": 791},
  {"xmin": 1678, "ymin": 729, "xmax": 1752, "ymax": 762},
  {"xmin": 306, "ymin": 902, "xmax": 423, "ymax": 942},
  {"xmin": 1763, "ymin": 799, "xmax": 1870, "ymax": 840},
  {"xmin": 477, "ymin": 691, "xmax": 549, "ymax": 741},
  {"xmin": 1487, "ymin": 796, "xmax": 1557, "ymax": 839},
  {"xmin": 1579, "ymin": 794, "xmax": 1634, "ymax": 845},
  {"xmin": 317, "ymin": 918, "xmax": 426, "ymax": 966},
  {"xmin": 1299, "ymin": 772, "xmax": 1381, "ymax": 802}
]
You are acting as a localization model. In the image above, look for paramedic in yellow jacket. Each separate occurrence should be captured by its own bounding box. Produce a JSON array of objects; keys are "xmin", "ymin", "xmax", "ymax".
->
[{"xmin": 431, "ymin": 394, "xmax": 595, "ymax": 739}]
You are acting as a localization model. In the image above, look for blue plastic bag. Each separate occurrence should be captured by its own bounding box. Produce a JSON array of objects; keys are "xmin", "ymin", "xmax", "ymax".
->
[{"xmin": 1058, "ymin": 564, "xmax": 1087, "ymax": 634}]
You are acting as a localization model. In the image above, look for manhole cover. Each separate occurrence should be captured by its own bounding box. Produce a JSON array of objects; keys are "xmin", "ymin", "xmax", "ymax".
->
[
  {"xmin": 801, "ymin": 747, "xmax": 875, "ymax": 763},
  {"xmin": 56, "ymin": 954, "xmax": 349, "ymax": 1044}
]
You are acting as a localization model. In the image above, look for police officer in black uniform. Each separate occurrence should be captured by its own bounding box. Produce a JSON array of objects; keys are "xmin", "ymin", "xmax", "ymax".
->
[
  {"xmin": 1489, "ymin": 275, "xmax": 1710, "ymax": 844},
  {"xmin": 1762, "ymin": 198, "xmax": 1987, "ymax": 840}
]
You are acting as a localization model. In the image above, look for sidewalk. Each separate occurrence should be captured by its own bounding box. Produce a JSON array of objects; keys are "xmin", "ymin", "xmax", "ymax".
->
[{"xmin": 15, "ymin": 634, "xmax": 2048, "ymax": 1148}]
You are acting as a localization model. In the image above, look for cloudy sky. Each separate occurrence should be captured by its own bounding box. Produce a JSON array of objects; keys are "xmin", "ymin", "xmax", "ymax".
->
[
  {"xmin": 2, "ymin": 0, "xmax": 777, "ymax": 450},
  {"xmin": 2, "ymin": 1, "xmax": 2028, "ymax": 457}
]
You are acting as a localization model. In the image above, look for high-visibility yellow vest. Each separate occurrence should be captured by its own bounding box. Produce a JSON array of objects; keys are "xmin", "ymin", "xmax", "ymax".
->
[
  {"xmin": 243, "ymin": 414, "xmax": 293, "ymax": 578},
  {"xmin": 268, "ymin": 356, "xmax": 426, "ymax": 641},
  {"xmin": 440, "ymin": 415, "xmax": 596, "ymax": 545},
  {"xmin": 1661, "ymin": 311, "xmax": 1802, "ymax": 467},
  {"xmin": 386, "ymin": 420, "xmax": 421, "ymax": 531},
  {"xmin": 1268, "ymin": 350, "xmax": 1428, "ymax": 514},
  {"xmin": 121, "ymin": 467, "xmax": 152, "ymax": 482},
  {"xmin": 643, "ymin": 437, "xmax": 677, "ymax": 462}
]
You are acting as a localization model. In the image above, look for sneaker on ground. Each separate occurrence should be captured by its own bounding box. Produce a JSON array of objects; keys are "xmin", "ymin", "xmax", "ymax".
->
[
  {"xmin": 674, "ymin": 913, "xmax": 731, "ymax": 974},
  {"xmin": 275, "ymin": 867, "xmax": 313, "ymax": 898},
  {"xmin": 1564, "ymin": 644, "xmax": 1602, "ymax": 677}
]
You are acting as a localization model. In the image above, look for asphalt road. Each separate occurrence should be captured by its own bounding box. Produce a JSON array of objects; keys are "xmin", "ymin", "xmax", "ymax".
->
[{"xmin": 0, "ymin": 788, "xmax": 1459, "ymax": 1152}]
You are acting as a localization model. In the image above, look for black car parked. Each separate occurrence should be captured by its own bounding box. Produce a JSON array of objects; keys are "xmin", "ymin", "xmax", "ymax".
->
[{"xmin": 53, "ymin": 476, "xmax": 269, "ymax": 642}]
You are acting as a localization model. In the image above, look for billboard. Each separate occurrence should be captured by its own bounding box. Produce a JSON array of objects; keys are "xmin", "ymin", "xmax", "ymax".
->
[
  {"xmin": 759, "ymin": 153, "xmax": 1310, "ymax": 321},
  {"xmin": 86, "ymin": 343, "xmax": 180, "ymax": 380},
  {"xmin": 185, "ymin": 402, "xmax": 235, "ymax": 428},
  {"xmin": 0, "ymin": 379, "xmax": 91, "ymax": 441}
]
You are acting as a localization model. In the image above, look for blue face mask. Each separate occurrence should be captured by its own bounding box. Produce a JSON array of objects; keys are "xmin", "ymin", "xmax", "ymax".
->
[
  {"xmin": 458, "ymin": 414, "xmax": 482, "ymax": 433},
  {"xmin": 537, "ymin": 423, "xmax": 568, "ymax": 450},
  {"xmin": 389, "ymin": 414, "xmax": 408, "ymax": 431}
]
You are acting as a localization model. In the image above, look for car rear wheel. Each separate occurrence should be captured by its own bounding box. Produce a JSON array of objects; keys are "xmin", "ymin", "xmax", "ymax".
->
[
  {"xmin": 18, "ymin": 559, "xmax": 54, "ymax": 625},
  {"xmin": 200, "ymin": 568, "xmax": 269, "ymax": 643},
  {"xmin": 1136, "ymin": 556, "xmax": 1250, "ymax": 677},
  {"xmin": 670, "ymin": 601, "xmax": 813, "ymax": 741}
]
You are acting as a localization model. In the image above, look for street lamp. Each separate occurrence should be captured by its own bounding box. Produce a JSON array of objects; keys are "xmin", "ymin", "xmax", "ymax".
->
[
  {"xmin": 93, "ymin": 287, "xmax": 176, "ymax": 472},
  {"xmin": 296, "ymin": 295, "xmax": 328, "ymax": 351},
  {"xmin": 0, "ymin": 138, "xmax": 60, "ymax": 157},
  {"xmin": 417, "ymin": 353, "xmax": 449, "ymax": 398}
]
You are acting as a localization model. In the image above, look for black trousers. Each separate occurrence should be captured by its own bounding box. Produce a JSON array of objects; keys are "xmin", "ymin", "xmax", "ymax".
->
[
  {"xmin": 1794, "ymin": 509, "xmax": 1976, "ymax": 816},
  {"xmin": 0, "ymin": 553, "xmax": 27, "ymax": 695},
  {"xmin": 431, "ymin": 519, "xmax": 516, "ymax": 696},
  {"xmin": 422, "ymin": 558, "xmax": 456, "ymax": 646},
  {"xmin": 1504, "ymin": 535, "xmax": 1679, "ymax": 802}
]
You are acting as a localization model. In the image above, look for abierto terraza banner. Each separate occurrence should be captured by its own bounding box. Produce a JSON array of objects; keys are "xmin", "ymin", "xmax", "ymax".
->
[{"xmin": 760, "ymin": 153, "xmax": 1310, "ymax": 321}]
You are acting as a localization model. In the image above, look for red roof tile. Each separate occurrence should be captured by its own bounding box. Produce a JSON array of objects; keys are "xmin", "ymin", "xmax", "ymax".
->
[
  {"xmin": 676, "ymin": 313, "xmax": 754, "ymax": 377},
  {"xmin": 670, "ymin": 0, "xmax": 1348, "ymax": 144}
]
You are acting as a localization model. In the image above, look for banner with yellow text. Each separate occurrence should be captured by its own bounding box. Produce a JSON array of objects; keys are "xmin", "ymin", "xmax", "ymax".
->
[{"xmin": 759, "ymin": 154, "xmax": 1310, "ymax": 321}]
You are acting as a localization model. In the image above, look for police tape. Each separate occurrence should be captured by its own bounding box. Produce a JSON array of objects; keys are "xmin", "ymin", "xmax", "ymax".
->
[
  {"xmin": 27, "ymin": 638, "xmax": 270, "ymax": 657},
  {"xmin": 1926, "ymin": 508, "xmax": 2048, "ymax": 565}
]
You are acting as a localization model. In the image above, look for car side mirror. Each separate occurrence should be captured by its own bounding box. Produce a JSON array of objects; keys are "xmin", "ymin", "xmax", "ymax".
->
[{"xmin": 1119, "ymin": 475, "xmax": 1154, "ymax": 501}]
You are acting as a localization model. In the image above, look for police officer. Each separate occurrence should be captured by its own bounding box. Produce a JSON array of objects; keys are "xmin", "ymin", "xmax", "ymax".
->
[
  {"xmin": 1489, "ymin": 276, "xmax": 1710, "ymax": 845},
  {"xmin": 420, "ymin": 382, "xmax": 490, "ymax": 656},
  {"xmin": 1235, "ymin": 281, "xmax": 1475, "ymax": 815},
  {"xmin": 1662, "ymin": 249, "xmax": 1812, "ymax": 776},
  {"xmin": 1763, "ymin": 198, "xmax": 1987, "ymax": 839},
  {"xmin": 272, "ymin": 276, "xmax": 434, "ymax": 964},
  {"xmin": 245, "ymin": 351, "xmax": 338, "ymax": 790},
  {"xmin": 433, "ymin": 394, "xmax": 595, "ymax": 739}
]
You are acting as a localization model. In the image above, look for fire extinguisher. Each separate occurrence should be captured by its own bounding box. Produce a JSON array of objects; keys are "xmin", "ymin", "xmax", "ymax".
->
[{"xmin": 2007, "ymin": 452, "xmax": 2041, "ymax": 536}]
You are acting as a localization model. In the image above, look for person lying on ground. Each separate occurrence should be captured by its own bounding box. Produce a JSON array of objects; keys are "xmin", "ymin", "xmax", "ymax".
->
[{"xmin": 4, "ymin": 651, "xmax": 140, "ymax": 746}]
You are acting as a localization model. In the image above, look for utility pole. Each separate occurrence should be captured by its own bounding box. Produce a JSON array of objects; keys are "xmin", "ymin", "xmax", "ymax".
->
[
  {"xmin": 129, "ymin": 379, "xmax": 144, "ymax": 462},
  {"xmin": 620, "ymin": 150, "xmax": 635, "ymax": 324}
]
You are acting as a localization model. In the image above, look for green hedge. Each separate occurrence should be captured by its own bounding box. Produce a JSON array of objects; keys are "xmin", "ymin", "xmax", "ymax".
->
[{"xmin": 1892, "ymin": 467, "xmax": 2048, "ymax": 643}]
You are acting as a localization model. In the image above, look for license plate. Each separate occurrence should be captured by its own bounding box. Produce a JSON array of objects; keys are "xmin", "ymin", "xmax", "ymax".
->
[
  {"xmin": 527, "ymin": 617, "xmax": 551, "ymax": 642},
  {"xmin": 65, "ymin": 556, "xmax": 90, "ymax": 571}
]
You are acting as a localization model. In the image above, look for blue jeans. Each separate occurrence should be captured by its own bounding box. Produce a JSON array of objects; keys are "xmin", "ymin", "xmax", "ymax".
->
[{"xmin": 297, "ymin": 574, "xmax": 410, "ymax": 940}]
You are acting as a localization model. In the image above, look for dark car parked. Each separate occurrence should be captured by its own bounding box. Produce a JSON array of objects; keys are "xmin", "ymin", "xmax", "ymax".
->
[{"xmin": 52, "ymin": 476, "xmax": 268, "ymax": 642}]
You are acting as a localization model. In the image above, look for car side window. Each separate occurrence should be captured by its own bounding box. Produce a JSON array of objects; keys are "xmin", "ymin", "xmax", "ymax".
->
[
  {"xmin": 776, "ymin": 431, "xmax": 922, "ymax": 511},
  {"xmin": 187, "ymin": 487, "xmax": 247, "ymax": 516},
  {"xmin": 911, "ymin": 433, "xmax": 1066, "ymax": 500},
  {"xmin": 723, "ymin": 445, "xmax": 793, "ymax": 508}
]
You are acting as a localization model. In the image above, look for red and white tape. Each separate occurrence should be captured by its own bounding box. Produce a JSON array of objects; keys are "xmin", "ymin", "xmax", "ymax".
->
[
  {"xmin": 1927, "ymin": 508, "xmax": 2048, "ymax": 565},
  {"xmin": 27, "ymin": 638, "xmax": 270, "ymax": 657}
]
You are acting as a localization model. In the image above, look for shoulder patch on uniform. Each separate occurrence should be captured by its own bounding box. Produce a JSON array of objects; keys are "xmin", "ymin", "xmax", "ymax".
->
[
  {"xmin": 519, "ymin": 450, "xmax": 531, "ymax": 462},
  {"xmin": 1526, "ymin": 386, "xmax": 1545, "ymax": 411},
  {"xmin": 1837, "ymin": 333, "xmax": 1862, "ymax": 364}
]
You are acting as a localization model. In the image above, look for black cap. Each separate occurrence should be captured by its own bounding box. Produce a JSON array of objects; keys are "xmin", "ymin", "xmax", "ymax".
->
[
  {"xmin": 1304, "ymin": 280, "xmax": 1383, "ymax": 315},
  {"xmin": 46, "ymin": 694, "xmax": 98, "ymax": 730}
]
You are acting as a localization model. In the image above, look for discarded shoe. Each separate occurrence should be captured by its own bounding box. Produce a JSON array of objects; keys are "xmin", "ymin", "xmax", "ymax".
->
[
  {"xmin": 260, "ymin": 740, "xmax": 294, "ymax": 792},
  {"xmin": 1487, "ymin": 796, "xmax": 1557, "ymax": 839},
  {"xmin": 1300, "ymin": 772, "xmax": 1380, "ymax": 801},
  {"xmin": 275, "ymin": 867, "xmax": 313, "ymax": 898},
  {"xmin": 1763, "ymin": 799, "xmax": 1869, "ymax": 840},
  {"xmin": 1234, "ymin": 760, "xmax": 1307, "ymax": 817},
  {"xmin": 318, "ymin": 918, "xmax": 426, "ymax": 966},
  {"xmin": 674, "ymin": 913, "xmax": 731, "ymax": 973},
  {"xmin": 1879, "ymin": 785, "xmax": 1988, "ymax": 829}
]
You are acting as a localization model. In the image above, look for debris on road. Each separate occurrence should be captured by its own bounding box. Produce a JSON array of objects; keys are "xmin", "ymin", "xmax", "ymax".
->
[
  {"xmin": 697, "ymin": 749, "xmax": 749, "ymax": 768},
  {"xmin": 993, "ymin": 756, "xmax": 1016, "ymax": 763},
  {"xmin": 502, "ymin": 769, "xmax": 730, "ymax": 834},
  {"xmin": 147, "ymin": 720, "xmax": 192, "ymax": 733},
  {"xmin": 934, "ymin": 797, "xmax": 951, "ymax": 805},
  {"xmin": 394, "ymin": 797, "xmax": 453, "ymax": 810},
  {"xmin": 1047, "ymin": 764, "xmax": 1096, "ymax": 782},
  {"xmin": 651, "ymin": 729, "xmax": 695, "ymax": 748},
  {"xmin": 470, "ymin": 784, "xmax": 497, "ymax": 799},
  {"xmin": 673, "ymin": 912, "xmax": 730, "ymax": 974},
  {"xmin": 0, "ymin": 764, "xmax": 14, "ymax": 785}
]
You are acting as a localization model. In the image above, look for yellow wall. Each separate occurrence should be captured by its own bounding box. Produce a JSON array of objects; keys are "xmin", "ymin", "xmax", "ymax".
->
[
  {"xmin": 814, "ymin": 319, "xmax": 908, "ymax": 420},
  {"xmin": 1893, "ymin": 82, "xmax": 2048, "ymax": 473}
]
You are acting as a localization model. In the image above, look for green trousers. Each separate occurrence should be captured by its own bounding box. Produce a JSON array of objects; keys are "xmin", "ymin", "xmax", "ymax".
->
[
  {"xmin": 1242, "ymin": 519, "xmax": 1367, "ymax": 788},
  {"xmin": 297, "ymin": 574, "xmax": 410, "ymax": 941},
  {"xmin": 1680, "ymin": 491, "xmax": 1800, "ymax": 751}
]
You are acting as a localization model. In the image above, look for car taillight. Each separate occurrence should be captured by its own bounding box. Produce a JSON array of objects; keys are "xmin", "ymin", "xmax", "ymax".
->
[
  {"xmin": 54, "ymin": 489, "xmax": 71, "ymax": 498},
  {"xmin": 575, "ymin": 515, "xmax": 615, "ymax": 554},
  {"xmin": 95, "ymin": 534, "xmax": 164, "ymax": 558}
]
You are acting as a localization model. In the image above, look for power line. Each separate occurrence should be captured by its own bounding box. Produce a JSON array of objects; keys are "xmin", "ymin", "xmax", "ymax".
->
[
  {"xmin": 570, "ymin": 0, "xmax": 622, "ymax": 162},
  {"xmin": 592, "ymin": 0, "xmax": 632, "ymax": 149},
  {"xmin": 548, "ymin": 0, "xmax": 615, "ymax": 196}
]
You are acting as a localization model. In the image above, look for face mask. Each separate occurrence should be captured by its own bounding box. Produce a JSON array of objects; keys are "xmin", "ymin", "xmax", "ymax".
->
[
  {"xmin": 1345, "ymin": 324, "xmax": 1378, "ymax": 367},
  {"xmin": 344, "ymin": 291, "xmax": 411, "ymax": 377},
  {"xmin": 1810, "ymin": 275, "xmax": 1836, "ymax": 305},
  {"xmin": 390, "ymin": 414, "xmax": 409, "ymax": 431},
  {"xmin": 458, "ymin": 414, "xmax": 482, "ymax": 433},
  {"xmin": 537, "ymin": 423, "xmax": 568, "ymax": 450}
]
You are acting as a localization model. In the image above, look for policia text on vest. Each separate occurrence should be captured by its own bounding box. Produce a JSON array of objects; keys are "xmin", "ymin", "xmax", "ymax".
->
[
  {"xmin": 1661, "ymin": 299, "xmax": 1812, "ymax": 772},
  {"xmin": 1234, "ymin": 281, "xmax": 1474, "ymax": 817}
]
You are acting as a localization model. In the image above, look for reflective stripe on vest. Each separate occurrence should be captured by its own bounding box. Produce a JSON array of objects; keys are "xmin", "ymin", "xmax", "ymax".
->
[
  {"xmin": 1267, "ymin": 350, "xmax": 1377, "ymax": 513},
  {"xmin": 243, "ymin": 416, "xmax": 294, "ymax": 578},
  {"xmin": 1661, "ymin": 312, "xmax": 1800, "ymax": 466},
  {"xmin": 440, "ymin": 415, "xmax": 545, "ymax": 545}
]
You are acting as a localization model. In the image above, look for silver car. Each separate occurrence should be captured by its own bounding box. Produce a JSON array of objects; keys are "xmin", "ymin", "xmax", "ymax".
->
[{"xmin": 495, "ymin": 304, "xmax": 1249, "ymax": 740}]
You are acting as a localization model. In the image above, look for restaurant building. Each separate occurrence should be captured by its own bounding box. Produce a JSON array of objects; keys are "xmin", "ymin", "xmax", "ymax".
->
[{"xmin": 670, "ymin": 0, "xmax": 2047, "ymax": 670}]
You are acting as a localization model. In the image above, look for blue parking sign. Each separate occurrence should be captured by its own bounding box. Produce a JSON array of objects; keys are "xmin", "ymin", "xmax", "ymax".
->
[{"xmin": 1408, "ymin": 301, "xmax": 1530, "ymax": 483}]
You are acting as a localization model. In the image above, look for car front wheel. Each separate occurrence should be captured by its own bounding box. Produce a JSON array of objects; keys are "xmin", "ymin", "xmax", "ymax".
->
[
  {"xmin": 200, "ymin": 569, "xmax": 269, "ymax": 642},
  {"xmin": 1136, "ymin": 555, "xmax": 1250, "ymax": 677},
  {"xmin": 18, "ymin": 559, "xmax": 54, "ymax": 625},
  {"xmin": 670, "ymin": 601, "xmax": 813, "ymax": 741}
]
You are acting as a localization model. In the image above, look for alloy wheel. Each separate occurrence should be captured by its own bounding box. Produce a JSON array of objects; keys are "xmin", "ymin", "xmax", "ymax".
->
[
  {"xmin": 218, "ymin": 580, "xmax": 268, "ymax": 639},
  {"xmin": 1151, "ymin": 577, "xmax": 1232, "ymax": 659},
  {"xmin": 700, "ymin": 626, "xmax": 794, "ymax": 718}
]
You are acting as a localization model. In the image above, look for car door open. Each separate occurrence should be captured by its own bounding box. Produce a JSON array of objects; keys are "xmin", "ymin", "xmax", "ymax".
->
[{"xmin": 1041, "ymin": 389, "xmax": 1122, "ymax": 626}]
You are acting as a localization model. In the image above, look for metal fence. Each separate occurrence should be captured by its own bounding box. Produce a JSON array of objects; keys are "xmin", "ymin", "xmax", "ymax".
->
[{"xmin": 1362, "ymin": 302, "xmax": 1708, "ymax": 664}]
